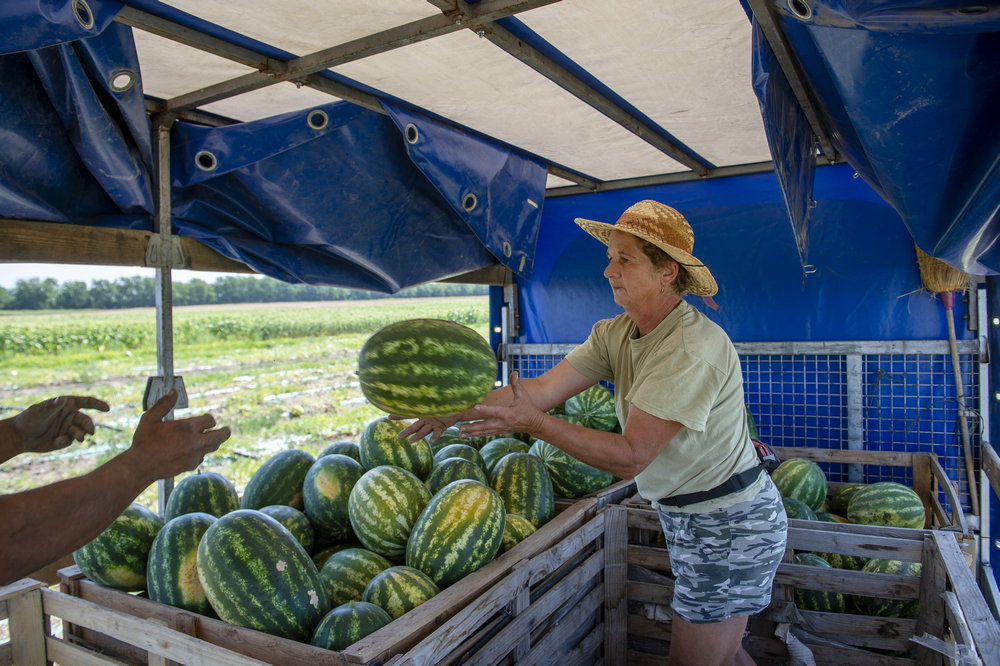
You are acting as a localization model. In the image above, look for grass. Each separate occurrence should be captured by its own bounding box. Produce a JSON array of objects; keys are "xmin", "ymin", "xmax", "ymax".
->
[{"xmin": 0, "ymin": 297, "xmax": 490, "ymax": 510}]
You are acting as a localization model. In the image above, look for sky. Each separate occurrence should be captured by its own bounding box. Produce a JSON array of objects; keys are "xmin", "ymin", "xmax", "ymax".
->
[{"xmin": 0, "ymin": 263, "xmax": 240, "ymax": 289}]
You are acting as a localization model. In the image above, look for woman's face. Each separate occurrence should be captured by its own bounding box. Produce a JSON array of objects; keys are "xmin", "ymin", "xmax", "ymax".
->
[{"xmin": 603, "ymin": 231, "xmax": 667, "ymax": 309}]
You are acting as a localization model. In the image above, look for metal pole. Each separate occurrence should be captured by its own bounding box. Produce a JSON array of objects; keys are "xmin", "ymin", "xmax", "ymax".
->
[{"xmin": 983, "ymin": 277, "xmax": 1000, "ymax": 594}]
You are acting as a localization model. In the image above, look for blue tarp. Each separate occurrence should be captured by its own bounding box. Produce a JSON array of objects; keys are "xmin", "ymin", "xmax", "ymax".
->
[
  {"xmin": 0, "ymin": 7, "xmax": 546, "ymax": 290},
  {"xmin": 748, "ymin": 0, "xmax": 1000, "ymax": 275}
]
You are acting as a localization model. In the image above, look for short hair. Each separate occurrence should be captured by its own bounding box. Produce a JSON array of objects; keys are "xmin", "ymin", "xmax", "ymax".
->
[{"xmin": 637, "ymin": 238, "xmax": 693, "ymax": 295}]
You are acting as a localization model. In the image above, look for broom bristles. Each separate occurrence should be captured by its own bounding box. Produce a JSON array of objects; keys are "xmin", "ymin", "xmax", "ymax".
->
[{"xmin": 915, "ymin": 245, "xmax": 968, "ymax": 294}]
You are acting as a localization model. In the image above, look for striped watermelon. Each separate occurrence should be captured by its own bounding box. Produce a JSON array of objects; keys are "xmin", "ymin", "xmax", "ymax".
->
[
  {"xmin": 348, "ymin": 466, "xmax": 432, "ymax": 560},
  {"xmin": 426, "ymin": 430, "xmax": 467, "ymax": 453},
  {"xmin": 310, "ymin": 601, "xmax": 393, "ymax": 651},
  {"xmin": 406, "ymin": 479, "xmax": 506, "ymax": 587},
  {"xmin": 853, "ymin": 558, "xmax": 922, "ymax": 618},
  {"xmin": 829, "ymin": 482, "xmax": 866, "ymax": 516},
  {"xmin": 319, "ymin": 547, "xmax": 393, "ymax": 606},
  {"xmin": 426, "ymin": 457, "xmax": 489, "ymax": 494},
  {"xmin": 303, "ymin": 453, "xmax": 366, "ymax": 542},
  {"xmin": 360, "ymin": 416, "xmax": 434, "ymax": 480},
  {"xmin": 479, "ymin": 437, "xmax": 531, "ymax": 472},
  {"xmin": 528, "ymin": 439, "xmax": 612, "ymax": 498},
  {"xmin": 357, "ymin": 318, "xmax": 497, "ymax": 418},
  {"xmin": 318, "ymin": 440, "xmax": 361, "ymax": 463},
  {"xmin": 564, "ymin": 384, "xmax": 617, "ymax": 431},
  {"xmin": 241, "ymin": 449, "xmax": 315, "ymax": 510},
  {"xmin": 74, "ymin": 503, "xmax": 163, "ymax": 591},
  {"xmin": 771, "ymin": 458, "xmax": 827, "ymax": 510},
  {"xmin": 782, "ymin": 496, "xmax": 818, "ymax": 521},
  {"xmin": 847, "ymin": 482, "xmax": 926, "ymax": 529},
  {"xmin": 312, "ymin": 543, "xmax": 358, "ymax": 569},
  {"xmin": 817, "ymin": 550, "xmax": 869, "ymax": 572},
  {"xmin": 259, "ymin": 505, "xmax": 316, "ymax": 553},
  {"xmin": 164, "ymin": 472, "xmax": 240, "ymax": 521},
  {"xmin": 500, "ymin": 513, "xmax": 536, "ymax": 554},
  {"xmin": 489, "ymin": 452, "xmax": 555, "ymax": 528},
  {"xmin": 147, "ymin": 513, "xmax": 217, "ymax": 615},
  {"xmin": 793, "ymin": 553, "xmax": 846, "ymax": 613},
  {"xmin": 197, "ymin": 510, "xmax": 330, "ymax": 641},
  {"xmin": 432, "ymin": 443, "xmax": 487, "ymax": 472},
  {"xmin": 362, "ymin": 565, "xmax": 440, "ymax": 619}
]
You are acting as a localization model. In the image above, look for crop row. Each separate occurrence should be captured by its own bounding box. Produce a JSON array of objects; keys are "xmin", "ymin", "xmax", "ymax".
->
[{"xmin": 0, "ymin": 302, "xmax": 488, "ymax": 357}]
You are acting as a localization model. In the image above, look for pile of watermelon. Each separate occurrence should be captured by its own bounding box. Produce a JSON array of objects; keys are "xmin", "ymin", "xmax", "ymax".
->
[
  {"xmin": 72, "ymin": 414, "xmax": 619, "ymax": 651},
  {"xmin": 771, "ymin": 456, "xmax": 926, "ymax": 619}
]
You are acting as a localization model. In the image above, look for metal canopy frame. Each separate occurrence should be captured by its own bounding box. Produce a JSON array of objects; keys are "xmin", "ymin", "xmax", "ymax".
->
[{"xmin": 116, "ymin": 0, "xmax": 815, "ymax": 191}]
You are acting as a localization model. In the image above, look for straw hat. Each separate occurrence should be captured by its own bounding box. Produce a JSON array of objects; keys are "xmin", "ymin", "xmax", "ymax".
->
[{"xmin": 575, "ymin": 200, "xmax": 718, "ymax": 296}]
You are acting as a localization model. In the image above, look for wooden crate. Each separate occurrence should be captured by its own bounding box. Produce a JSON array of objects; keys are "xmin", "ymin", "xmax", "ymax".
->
[
  {"xmin": 387, "ymin": 505, "xmax": 999, "ymax": 665},
  {"xmin": 771, "ymin": 446, "xmax": 970, "ymax": 533},
  {"xmin": 553, "ymin": 477, "xmax": 636, "ymax": 513},
  {"xmin": 43, "ymin": 496, "xmax": 600, "ymax": 666}
]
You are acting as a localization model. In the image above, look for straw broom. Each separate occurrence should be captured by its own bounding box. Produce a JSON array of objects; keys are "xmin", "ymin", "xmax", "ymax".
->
[{"xmin": 915, "ymin": 245, "xmax": 978, "ymax": 515}]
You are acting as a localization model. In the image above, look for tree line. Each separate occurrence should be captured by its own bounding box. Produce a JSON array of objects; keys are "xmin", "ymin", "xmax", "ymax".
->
[{"xmin": 0, "ymin": 276, "xmax": 488, "ymax": 310}]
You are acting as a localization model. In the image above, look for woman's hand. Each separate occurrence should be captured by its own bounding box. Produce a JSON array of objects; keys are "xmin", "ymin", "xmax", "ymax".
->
[
  {"xmin": 460, "ymin": 372, "xmax": 545, "ymax": 439},
  {"xmin": 396, "ymin": 414, "xmax": 461, "ymax": 443}
]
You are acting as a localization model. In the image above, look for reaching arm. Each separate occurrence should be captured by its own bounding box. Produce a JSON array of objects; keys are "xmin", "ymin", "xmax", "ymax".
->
[
  {"xmin": 0, "ymin": 395, "xmax": 110, "ymax": 464},
  {"xmin": 0, "ymin": 390, "xmax": 230, "ymax": 586},
  {"xmin": 398, "ymin": 359, "xmax": 595, "ymax": 442},
  {"xmin": 460, "ymin": 371, "xmax": 681, "ymax": 479}
]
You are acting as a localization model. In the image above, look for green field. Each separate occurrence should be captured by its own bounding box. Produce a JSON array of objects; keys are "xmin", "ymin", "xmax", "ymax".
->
[{"xmin": 0, "ymin": 298, "xmax": 490, "ymax": 509}]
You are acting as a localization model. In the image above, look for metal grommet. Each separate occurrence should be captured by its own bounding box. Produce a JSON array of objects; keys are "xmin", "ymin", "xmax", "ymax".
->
[
  {"xmin": 405, "ymin": 123, "xmax": 419, "ymax": 144},
  {"xmin": 194, "ymin": 150, "xmax": 218, "ymax": 172},
  {"xmin": 786, "ymin": 0, "xmax": 812, "ymax": 20},
  {"xmin": 109, "ymin": 69, "xmax": 136, "ymax": 93},
  {"xmin": 462, "ymin": 193, "xmax": 478, "ymax": 212},
  {"xmin": 73, "ymin": 0, "xmax": 95, "ymax": 29},
  {"xmin": 502, "ymin": 241, "xmax": 512, "ymax": 258},
  {"xmin": 306, "ymin": 109, "xmax": 328, "ymax": 131}
]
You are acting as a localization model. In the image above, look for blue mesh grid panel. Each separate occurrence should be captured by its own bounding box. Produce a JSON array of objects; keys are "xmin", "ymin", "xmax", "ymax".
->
[{"xmin": 507, "ymin": 344, "xmax": 980, "ymax": 511}]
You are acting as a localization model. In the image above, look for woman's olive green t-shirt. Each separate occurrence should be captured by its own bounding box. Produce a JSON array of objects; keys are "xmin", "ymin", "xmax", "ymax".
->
[{"xmin": 565, "ymin": 300, "xmax": 763, "ymax": 513}]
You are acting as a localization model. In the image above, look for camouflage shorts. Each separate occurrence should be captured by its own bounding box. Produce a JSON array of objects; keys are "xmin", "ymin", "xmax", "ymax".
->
[{"xmin": 656, "ymin": 477, "xmax": 787, "ymax": 623}]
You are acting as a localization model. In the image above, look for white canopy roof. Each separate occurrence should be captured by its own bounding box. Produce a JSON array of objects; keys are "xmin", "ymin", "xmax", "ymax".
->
[{"xmin": 126, "ymin": 0, "xmax": 773, "ymax": 190}]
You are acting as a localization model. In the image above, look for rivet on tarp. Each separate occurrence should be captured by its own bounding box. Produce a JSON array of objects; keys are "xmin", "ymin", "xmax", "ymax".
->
[
  {"xmin": 502, "ymin": 241, "xmax": 512, "ymax": 258},
  {"xmin": 307, "ymin": 109, "xmax": 329, "ymax": 131},
  {"xmin": 73, "ymin": 0, "xmax": 95, "ymax": 29},
  {"xmin": 405, "ymin": 124, "xmax": 420, "ymax": 144},
  {"xmin": 109, "ymin": 70, "xmax": 136, "ymax": 93},
  {"xmin": 786, "ymin": 0, "xmax": 812, "ymax": 20},
  {"xmin": 526, "ymin": 198, "xmax": 539, "ymax": 209},
  {"xmin": 195, "ymin": 151, "xmax": 218, "ymax": 172},
  {"xmin": 462, "ymin": 193, "xmax": 478, "ymax": 212}
]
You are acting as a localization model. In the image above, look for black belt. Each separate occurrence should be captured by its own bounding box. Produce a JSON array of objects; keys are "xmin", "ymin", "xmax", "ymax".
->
[{"xmin": 656, "ymin": 463, "xmax": 766, "ymax": 508}]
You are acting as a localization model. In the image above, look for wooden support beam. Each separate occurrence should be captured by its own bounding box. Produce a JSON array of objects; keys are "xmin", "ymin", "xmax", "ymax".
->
[{"xmin": 0, "ymin": 219, "xmax": 254, "ymax": 274}]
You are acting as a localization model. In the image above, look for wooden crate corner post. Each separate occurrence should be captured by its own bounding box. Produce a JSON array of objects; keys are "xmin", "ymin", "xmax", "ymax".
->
[
  {"xmin": 2, "ymin": 579, "xmax": 47, "ymax": 666},
  {"xmin": 603, "ymin": 505, "xmax": 629, "ymax": 664}
]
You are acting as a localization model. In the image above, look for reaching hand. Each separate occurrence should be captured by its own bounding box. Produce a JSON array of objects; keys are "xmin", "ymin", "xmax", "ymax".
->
[
  {"xmin": 11, "ymin": 395, "xmax": 111, "ymax": 454},
  {"xmin": 460, "ymin": 372, "xmax": 545, "ymax": 438},
  {"xmin": 396, "ymin": 414, "xmax": 461, "ymax": 443},
  {"xmin": 129, "ymin": 390, "xmax": 231, "ymax": 479}
]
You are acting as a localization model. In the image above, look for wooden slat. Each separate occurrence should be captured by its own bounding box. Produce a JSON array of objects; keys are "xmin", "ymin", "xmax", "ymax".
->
[
  {"xmin": 42, "ymin": 590, "xmax": 272, "ymax": 666},
  {"xmin": 0, "ymin": 219, "xmax": 253, "ymax": 273},
  {"xmin": 915, "ymin": 535, "xmax": 947, "ymax": 666},
  {"xmin": 45, "ymin": 636, "xmax": 127, "ymax": 665},
  {"xmin": 0, "ymin": 642, "xmax": 9, "ymax": 666},
  {"xmin": 7, "ymin": 585, "xmax": 46, "ymax": 666},
  {"xmin": 522, "ymin": 587, "xmax": 603, "ymax": 663},
  {"xmin": 627, "ymin": 580, "xmax": 673, "ymax": 606},
  {"xmin": 928, "ymin": 453, "xmax": 969, "ymax": 532},
  {"xmin": 786, "ymin": 524, "xmax": 924, "ymax": 561},
  {"xmin": 776, "ymin": 562, "xmax": 920, "ymax": 599},
  {"xmin": 771, "ymin": 446, "xmax": 914, "ymax": 466},
  {"xmin": 931, "ymin": 531, "xmax": 1000, "ymax": 664},
  {"xmin": 464, "ymin": 552, "xmax": 603, "ymax": 665},
  {"xmin": 603, "ymin": 505, "xmax": 628, "ymax": 666},
  {"xmin": 983, "ymin": 443, "xmax": 1000, "ymax": 502},
  {"xmin": 346, "ymin": 498, "xmax": 599, "ymax": 663}
]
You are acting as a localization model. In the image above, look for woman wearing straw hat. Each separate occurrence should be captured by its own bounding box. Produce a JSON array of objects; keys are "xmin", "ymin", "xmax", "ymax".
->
[{"xmin": 401, "ymin": 200, "xmax": 787, "ymax": 666}]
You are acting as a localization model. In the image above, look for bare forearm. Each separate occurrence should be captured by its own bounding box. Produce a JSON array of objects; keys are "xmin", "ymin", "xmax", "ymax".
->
[
  {"xmin": 528, "ymin": 413, "xmax": 642, "ymax": 478},
  {"xmin": 0, "ymin": 417, "xmax": 21, "ymax": 464},
  {"xmin": 0, "ymin": 450, "xmax": 154, "ymax": 585}
]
